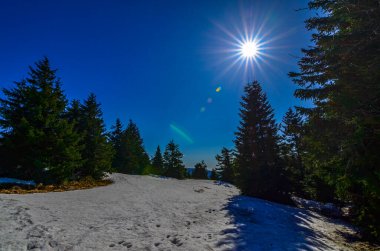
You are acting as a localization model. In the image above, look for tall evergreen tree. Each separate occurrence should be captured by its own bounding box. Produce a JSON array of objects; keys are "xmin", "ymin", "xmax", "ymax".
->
[
  {"xmin": 279, "ymin": 108, "xmax": 304, "ymax": 194},
  {"xmin": 110, "ymin": 118, "xmax": 124, "ymax": 170},
  {"xmin": 234, "ymin": 81, "xmax": 285, "ymax": 201},
  {"xmin": 66, "ymin": 99, "xmax": 81, "ymax": 126},
  {"xmin": 215, "ymin": 147, "xmax": 235, "ymax": 183},
  {"xmin": 289, "ymin": 0, "xmax": 380, "ymax": 238},
  {"xmin": 119, "ymin": 120, "xmax": 150, "ymax": 174},
  {"xmin": 78, "ymin": 93, "xmax": 114, "ymax": 179},
  {"xmin": 163, "ymin": 140, "xmax": 186, "ymax": 179},
  {"xmin": 280, "ymin": 108, "xmax": 335, "ymax": 201},
  {"xmin": 0, "ymin": 58, "xmax": 82, "ymax": 183},
  {"xmin": 151, "ymin": 146, "xmax": 164, "ymax": 174},
  {"xmin": 192, "ymin": 160, "xmax": 208, "ymax": 179}
]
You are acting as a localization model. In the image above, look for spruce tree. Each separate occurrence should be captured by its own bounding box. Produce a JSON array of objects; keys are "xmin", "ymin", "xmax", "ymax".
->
[
  {"xmin": 78, "ymin": 93, "xmax": 114, "ymax": 179},
  {"xmin": 210, "ymin": 168, "xmax": 218, "ymax": 180},
  {"xmin": 151, "ymin": 146, "xmax": 164, "ymax": 175},
  {"xmin": 192, "ymin": 160, "xmax": 208, "ymax": 179},
  {"xmin": 215, "ymin": 147, "xmax": 235, "ymax": 183},
  {"xmin": 0, "ymin": 58, "xmax": 82, "ymax": 183},
  {"xmin": 234, "ymin": 81, "xmax": 285, "ymax": 201},
  {"xmin": 289, "ymin": 0, "xmax": 380, "ymax": 238},
  {"xmin": 279, "ymin": 108, "xmax": 304, "ymax": 194},
  {"xmin": 119, "ymin": 120, "xmax": 150, "ymax": 174},
  {"xmin": 163, "ymin": 140, "xmax": 186, "ymax": 179},
  {"xmin": 66, "ymin": 99, "xmax": 82, "ymax": 126},
  {"xmin": 110, "ymin": 118, "xmax": 124, "ymax": 170}
]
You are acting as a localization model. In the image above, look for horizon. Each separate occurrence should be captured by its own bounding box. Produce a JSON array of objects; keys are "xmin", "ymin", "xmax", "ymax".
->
[{"xmin": 0, "ymin": 0, "xmax": 312, "ymax": 168}]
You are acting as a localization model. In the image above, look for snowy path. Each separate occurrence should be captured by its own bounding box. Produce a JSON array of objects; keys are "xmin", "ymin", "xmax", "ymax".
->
[{"xmin": 0, "ymin": 174, "xmax": 368, "ymax": 250}]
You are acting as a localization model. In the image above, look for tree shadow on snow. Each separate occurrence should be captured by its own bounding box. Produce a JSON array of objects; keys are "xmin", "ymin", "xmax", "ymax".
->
[{"xmin": 216, "ymin": 195, "xmax": 348, "ymax": 251}]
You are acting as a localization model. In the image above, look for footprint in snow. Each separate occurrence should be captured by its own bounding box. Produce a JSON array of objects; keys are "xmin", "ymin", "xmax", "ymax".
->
[
  {"xmin": 117, "ymin": 240, "xmax": 133, "ymax": 248},
  {"xmin": 123, "ymin": 242, "xmax": 132, "ymax": 248},
  {"xmin": 26, "ymin": 225, "xmax": 50, "ymax": 239},
  {"xmin": 170, "ymin": 237, "xmax": 183, "ymax": 247},
  {"xmin": 194, "ymin": 188, "xmax": 204, "ymax": 193}
]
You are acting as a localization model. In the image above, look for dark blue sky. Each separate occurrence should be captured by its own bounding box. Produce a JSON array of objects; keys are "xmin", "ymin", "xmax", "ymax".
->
[{"xmin": 0, "ymin": 0, "xmax": 312, "ymax": 168}]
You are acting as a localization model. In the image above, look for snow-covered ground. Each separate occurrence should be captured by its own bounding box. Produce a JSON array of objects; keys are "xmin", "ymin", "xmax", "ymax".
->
[{"xmin": 0, "ymin": 173, "xmax": 372, "ymax": 251}]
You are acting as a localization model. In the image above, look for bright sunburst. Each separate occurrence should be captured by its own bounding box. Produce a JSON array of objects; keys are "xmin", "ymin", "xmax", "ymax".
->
[
  {"xmin": 240, "ymin": 40, "xmax": 259, "ymax": 58},
  {"xmin": 208, "ymin": 5, "xmax": 292, "ymax": 81}
]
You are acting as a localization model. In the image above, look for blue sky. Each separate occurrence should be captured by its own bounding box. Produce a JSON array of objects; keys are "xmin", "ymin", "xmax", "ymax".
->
[{"xmin": 0, "ymin": 0, "xmax": 312, "ymax": 168}]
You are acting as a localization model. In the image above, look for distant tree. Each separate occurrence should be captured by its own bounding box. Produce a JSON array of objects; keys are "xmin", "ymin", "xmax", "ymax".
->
[
  {"xmin": 234, "ymin": 81, "xmax": 286, "ymax": 201},
  {"xmin": 184, "ymin": 168, "xmax": 192, "ymax": 179},
  {"xmin": 78, "ymin": 93, "xmax": 114, "ymax": 179},
  {"xmin": 279, "ymin": 108, "xmax": 304, "ymax": 194},
  {"xmin": 215, "ymin": 147, "xmax": 235, "ymax": 183},
  {"xmin": 209, "ymin": 168, "xmax": 218, "ymax": 180},
  {"xmin": 110, "ymin": 118, "xmax": 124, "ymax": 170},
  {"xmin": 119, "ymin": 120, "xmax": 150, "ymax": 174},
  {"xmin": 192, "ymin": 160, "xmax": 208, "ymax": 179},
  {"xmin": 151, "ymin": 146, "xmax": 164, "ymax": 175},
  {"xmin": 0, "ymin": 58, "xmax": 82, "ymax": 183},
  {"xmin": 163, "ymin": 140, "xmax": 186, "ymax": 179}
]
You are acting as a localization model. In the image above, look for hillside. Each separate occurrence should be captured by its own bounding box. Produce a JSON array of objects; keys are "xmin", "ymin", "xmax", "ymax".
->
[{"xmin": 0, "ymin": 174, "xmax": 373, "ymax": 250}]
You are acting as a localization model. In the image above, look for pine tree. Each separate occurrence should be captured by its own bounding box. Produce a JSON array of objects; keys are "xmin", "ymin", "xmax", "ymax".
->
[
  {"xmin": 215, "ymin": 147, "xmax": 235, "ymax": 183},
  {"xmin": 234, "ymin": 81, "xmax": 285, "ymax": 201},
  {"xmin": 279, "ymin": 108, "xmax": 304, "ymax": 194},
  {"xmin": 151, "ymin": 146, "xmax": 164, "ymax": 175},
  {"xmin": 0, "ymin": 58, "xmax": 82, "ymax": 183},
  {"xmin": 210, "ymin": 168, "xmax": 218, "ymax": 180},
  {"xmin": 78, "ymin": 93, "xmax": 114, "ymax": 179},
  {"xmin": 110, "ymin": 118, "xmax": 124, "ymax": 170},
  {"xmin": 192, "ymin": 160, "xmax": 208, "ymax": 179},
  {"xmin": 163, "ymin": 140, "xmax": 186, "ymax": 179},
  {"xmin": 289, "ymin": 0, "xmax": 380, "ymax": 238},
  {"xmin": 66, "ymin": 100, "xmax": 82, "ymax": 126},
  {"xmin": 119, "ymin": 120, "xmax": 150, "ymax": 174}
]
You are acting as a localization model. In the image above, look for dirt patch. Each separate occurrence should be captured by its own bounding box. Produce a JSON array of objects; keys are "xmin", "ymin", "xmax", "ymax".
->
[{"xmin": 0, "ymin": 178, "xmax": 112, "ymax": 194}]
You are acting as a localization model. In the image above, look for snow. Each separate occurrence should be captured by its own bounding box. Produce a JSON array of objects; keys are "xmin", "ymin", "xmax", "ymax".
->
[
  {"xmin": 0, "ymin": 173, "xmax": 371, "ymax": 250},
  {"xmin": 291, "ymin": 196, "xmax": 343, "ymax": 218}
]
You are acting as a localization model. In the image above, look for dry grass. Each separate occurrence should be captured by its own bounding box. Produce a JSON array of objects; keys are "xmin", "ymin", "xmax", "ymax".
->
[{"xmin": 0, "ymin": 177, "xmax": 113, "ymax": 194}]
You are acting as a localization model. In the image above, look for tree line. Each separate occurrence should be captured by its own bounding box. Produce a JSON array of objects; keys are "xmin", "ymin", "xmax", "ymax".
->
[
  {"xmin": 0, "ymin": 59, "xmax": 215, "ymax": 183},
  {"xmin": 0, "ymin": 58, "xmax": 207, "ymax": 183}
]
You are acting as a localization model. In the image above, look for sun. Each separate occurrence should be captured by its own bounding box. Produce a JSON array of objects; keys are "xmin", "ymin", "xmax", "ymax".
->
[
  {"xmin": 210, "ymin": 7, "xmax": 288, "ymax": 80},
  {"xmin": 241, "ymin": 41, "xmax": 258, "ymax": 58}
]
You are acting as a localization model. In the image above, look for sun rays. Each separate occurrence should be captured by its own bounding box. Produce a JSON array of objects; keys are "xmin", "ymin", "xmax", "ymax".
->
[{"xmin": 207, "ymin": 4, "xmax": 293, "ymax": 83}]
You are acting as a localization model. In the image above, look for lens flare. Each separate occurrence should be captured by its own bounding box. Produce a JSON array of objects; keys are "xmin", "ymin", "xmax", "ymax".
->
[{"xmin": 170, "ymin": 124, "xmax": 194, "ymax": 144}]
